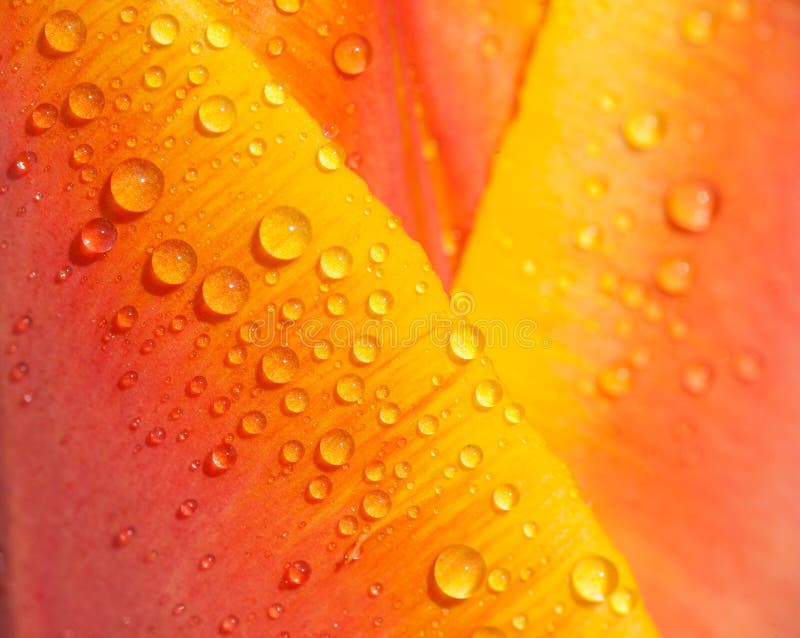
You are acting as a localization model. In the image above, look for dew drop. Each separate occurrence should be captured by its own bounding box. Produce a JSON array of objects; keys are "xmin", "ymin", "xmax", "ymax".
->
[
  {"xmin": 492, "ymin": 484, "xmax": 519, "ymax": 512},
  {"xmin": 206, "ymin": 21, "xmax": 232, "ymax": 48},
  {"xmin": 361, "ymin": 489, "xmax": 391, "ymax": 519},
  {"xmin": 240, "ymin": 410, "xmax": 267, "ymax": 435},
  {"xmin": 274, "ymin": 0, "xmax": 304, "ymax": 14},
  {"xmin": 263, "ymin": 81, "xmax": 287, "ymax": 106},
  {"xmin": 352, "ymin": 335, "xmax": 378, "ymax": 364},
  {"xmin": 114, "ymin": 305, "xmax": 138, "ymax": 331},
  {"xmin": 319, "ymin": 246, "xmax": 353, "ymax": 279},
  {"xmin": 338, "ymin": 515, "xmax": 358, "ymax": 536},
  {"xmin": 197, "ymin": 95, "xmax": 237, "ymax": 134},
  {"xmin": 570, "ymin": 556, "xmax": 618, "ymax": 603},
  {"xmin": 219, "ymin": 614, "xmax": 239, "ymax": 634},
  {"xmin": 598, "ymin": 365, "xmax": 632, "ymax": 398},
  {"xmin": 333, "ymin": 34, "xmax": 372, "ymax": 76},
  {"xmin": 367, "ymin": 289, "xmax": 393, "ymax": 316},
  {"xmin": 188, "ymin": 65, "xmax": 209, "ymax": 86},
  {"xmin": 149, "ymin": 14, "xmax": 179, "ymax": 46},
  {"xmin": 316, "ymin": 142, "xmax": 344, "ymax": 172},
  {"xmin": 10, "ymin": 151, "xmax": 36, "ymax": 177},
  {"xmin": 503, "ymin": 403, "xmax": 524, "ymax": 425},
  {"xmin": 474, "ymin": 380, "xmax": 502, "ymax": 409},
  {"xmin": 622, "ymin": 111, "xmax": 665, "ymax": 150},
  {"xmin": 261, "ymin": 346, "xmax": 299, "ymax": 384},
  {"xmin": 326, "ymin": 293, "xmax": 348, "ymax": 316},
  {"xmin": 417, "ymin": 414, "xmax": 438, "ymax": 436},
  {"xmin": 283, "ymin": 388, "xmax": 309, "ymax": 414},
  {"xmin": 30, "ymin": 103, "xmax": 58, "ymax": 131},
  {"xmin": 610, "ymin": 586, "xmax": 637, "ymax": 615},
  {"xmin": 109, "ymin": 158, "xmax": 164, "ymax": 213},
  {"xmin": 202, "ymin": 267, "xmax": 249, "ymax": 315},
  {"xmin": 143, "ymin": 66, "xmax": 166, "ymax": 89},
  {"xmin": 206, "ymin": 442, "xmax": 238, "ymax": 475},
  {"xmin": 666, "ymin": 178, "xmax": 718, "ymax": 233},
  {"xmin": 307, "ymin": 475, "xmax": 332, "ymax": 500},
  {"xmin": 81, "ymin": 217, "xmax": 117, "ymax": 254},
  {"xmin": 186, "ymin": 375, "xmax": 208, "ymax": 397},
  {"xmin": 113, "ymin": 526, "xmax": 136, "ymax": 547},
  {"xmin": 682, "ymin": 361, "xmax": 713, "ymax": 396},
  {"xmin": 283, "ymin": 560, "xmax": 311, "ymax": 587},
  {"xmin": 266, "ymin": 36, "xmax": 285, "ymax": 56},
  {"xmin": 656, "ymin": 257, "xmax": 693, "ymax": 295},
  {"xmin": 449, "ymin": 323, "xmax": 484, "ymax": 361},
  {"xmin": 318, "ymin": 428, "xmax": 355, "ymax": 466},
  {"xmin": 487, "ymin": 567, "xmax": 510, "ymax": 593},
  {"xmin": 151, "ymin": 239, "xmax": 197, "ymax": 285},
  {"xmin": 459, "ymin": 444, "xmax": 483, "ymax": 470},
  {"xmin": 280, "ymin": 439, "xmax": 305, "ymax": 464},
  {"xmin": 67, "ymin": 83, "xmax": 104, "ymax": 121},
  {"xmin": 335, "ymin": 373, "xmax": 364, "ymax": 403},
  {"xmin": 178, "ymin": 498, "xmax": 198, "ymax": 518},
  {"xmin": 43, "ymin": 10, "xmax": 86, "ymax": 54},
  {"xmin": 732, "ymin": 349, "xmax": 763, "ymax": 383},
  {"xmin": 433, "ymin": 545, "xmax": 486, "ymax": 600},
  {"xmin": 258, "ymin": 206, "xmax": 312, "ymax": 260}
]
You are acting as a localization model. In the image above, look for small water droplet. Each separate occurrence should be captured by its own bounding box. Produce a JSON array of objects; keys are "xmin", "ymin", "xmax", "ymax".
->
[
  {"xmin": 259, "ymin": 206, "xmax": 312, "ymax": 260},
  {"xmin": 335, "ymin": 373, "xmax": 364, "ymax": 403},
  {"xmin": 306, "ymin": 475, "xmax": 332, "ymax": 501},
  {"xmin": 666, "ymin": 178, "xmax": 718, "ymax": 233},
  {"xmin": 318, "ymin": 428, "xmax": 355, "ymax": 466},
  {"xmin": 205, "ymin": 443, "xmax": 238, "ymax": 475},
  {"xmin": 261, "ymin": 346, "xmax": 299, "ymax": 384},
  {"xmin": 492, "ymin": 484, "xmax": 519, "ymax": 512},
  {"xmin": 202, "ymin": 267, "xmax": 249, "ymax": 315},
  {"xmin": 240, "ymin": 410, "xmax": 267, "ymax": 435},
  {"xmin": 449, "ymin": 323, "xmax": 484, "ymax": 361},
  {"xmin": 433, "ymin": 545, "xmax": 486, "ymax": 600},
  {"xmin": 67, "ymin": 82, "xmax": 104, "ymax": 121},
  {"xmin": 280, "ymin": 439, "xmax": 305, "ymax": 464},
  {"xmin": 282, "ymin": 560, "xmax": 311, "ymax": 587},
  {"xmin": 361, "ymin": 489, "xmax": 391, "ymax": 519},
  {"xmin": 622, "ymin": 111, "xmax": 665, "ymax": 150},
  {"xmin": 570, "ymin": 555, "xmax": 618, "ymax": 603},
  {"xmin": 197, "ymin": 95, "xmax": 237, "ymax": 134},
  {"xmin": 474, "ymin": 380, "xmax": 502, "ymax": 409},
  {"xmin": 151, "ymin": 239, "xmax": 197, "ymax": 285},
  {"xmin": 333, "ymin": 34, "xmax": 372, "ymax": 76},
  {"xmin": 178, "ymin": 498, "xmax": 198, "ymax": 518},
  {"xmin": 81, "ymin": 218, "xmax": 117, "ymax": 254},
  {"xmin": 30, "ymin": 103, "xmax": 58, "ymax": 131},
  {"xmin": 274, "ymin": 0, "xmax": 304, "ymax": 14}
]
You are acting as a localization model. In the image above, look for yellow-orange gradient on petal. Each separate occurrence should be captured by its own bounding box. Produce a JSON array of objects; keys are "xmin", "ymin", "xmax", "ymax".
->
[
  {"xmin": 457, "ymin": 1, "xmax": 800, "ymax": 637},
  {"xmin": 218, "ymin": 0, "xmax": 545, "ymax": 284},
  {"xmin": 0, "ymin": 1, "xmax": 656, "ymax": 636}
]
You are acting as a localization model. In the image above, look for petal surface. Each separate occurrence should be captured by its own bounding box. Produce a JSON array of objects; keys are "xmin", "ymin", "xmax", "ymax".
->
[
  {"xmin": 0, "ymin": 2, "xmax": 655, "ymax": 637},
  {"xmin": 456, "ymin": 1, "xmax": 800, "ymax": 637},
  {"xmin": 221, "ymin": 0, "xmax": 545, "ymax": 283}
]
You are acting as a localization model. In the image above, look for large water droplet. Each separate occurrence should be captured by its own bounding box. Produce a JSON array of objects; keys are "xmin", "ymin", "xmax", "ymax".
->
[
  {"xmin": 449, "ymin": 323, "xmax": 484, "ymax": 361},
  {"xmin": 151, "ymin": 239, "xmax": 197, "ymax": 285},
  {"xmin": 319, "ymin": 246, "xmax": 353, "ymax": 279},
  {"xmin": 433, "ymin": 545, "xmax": 486, "ymax": 600},
  {"xmin": 318, "ymin": 428, "xmax": 355, "ymax": 466},
  {"xmin": 43, "ymin": 10, "xmax": 86, "ymax": 53},
  {"xmin": 622, "ymin": 111, "xmax": 665, "ymax": 150},
  {"xmin": 202, "ymin": 267, "xmax": 249, "ymax": 315},
  {"xmin": 81, "ymin": 217, "xmax": 117, "ymax": 254},
  {"xmin": 110, "ymin": 158, "xmax": 164, "ymax": 213},
  {"xmin": 259, "ymin": 206, "xmax": 312, "ymax": 260},
  {"xmin": 492, "ymin": 484, "xmax": 519, "ymax": 512},
  {"xmin": 335, "ymin": 373, "xmax": 364, "ymax": 403},
  {"xmin": 261, "ymin": 346, "xmax": 299, "ymax": 384},
  {"xmin": 361, "ymin": 489, "xmax": 391, "ymax": 519},
  {"xmin": 666, "ymin": 179, "xmax": 718, "ymax": 233},
  {"xmin": 333, "ymin": 34, "xmax": 372, "ymax": 76},
  {"xmin": 67, "ymin": 83, "xmax": 104, "ymax": 121},
  {"xmin": 197, "ymin": 95, "xmax": 237, "ymax": 134},
  {"xmin": 570, "ymin": 555, "xmax": 618, "ymax": 603},
  {"xmin": 149, "ymin": 14, "xmax": 179, "ymax": 46}
]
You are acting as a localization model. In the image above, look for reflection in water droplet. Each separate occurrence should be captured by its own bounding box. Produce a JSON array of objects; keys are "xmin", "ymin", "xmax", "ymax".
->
[
  {"xmin": 571, "ymin": 555, "xmax": 618, "ymax": 603},
  {"xmin": 333, "ymin": 33, "xmax": 372, "ymax": 76},
  {"xmin": 202, "ymin": 267, "xmax": 249, "ymax": 315},
  {"xmin": 433, "ymin": 545, "xmax": 486, "ymax": 600}
]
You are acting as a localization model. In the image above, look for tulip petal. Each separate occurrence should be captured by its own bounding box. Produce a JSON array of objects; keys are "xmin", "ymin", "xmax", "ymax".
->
[
  {"xmin": 457, "ymin": 1, "xmax": 800, "ymax": 636},
  {"xmin": 0, "ymin": 2, "xmax": 655, "ymax": 636},
  {"xmin": 220, "ymin": 0, "xmax": 545, "ymax": 284}
]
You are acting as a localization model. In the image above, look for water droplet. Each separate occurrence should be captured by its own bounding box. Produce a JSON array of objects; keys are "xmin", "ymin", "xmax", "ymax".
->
[
  {"xmin": 681, "ymin": 9, "xmax": 716, "ymax": 45},
  {"xmin": 367, "ymin": 289, "xmax": 393, "ymax": 316},
  {"xmin": 369, "ymin": 243, "xmax": 389, "ymax": 263},
  {"xmin": 666, "ymin": 178, "xmax": 718, "ymax": 233},
  {"xmin": 146, "ymin": 426, "xmax": 166, "ymax": 446},
  {"xmin": 682, "ymin": 361, "xmax": 713, "ymax": 395},
  {"xmin": 280, "ymin": 439, "xmax": 305, "ymax": 464},
  {"xmin": 571, "ymin": 555, "xmax": 618, "ymax": 603},
  {"xmin": 81, "ymin": 217, "xmax": 117, "ymax": 254},
  {"xmin": 143, "ymin": 66, "xmax": 166, "ymax": 89},
  {"xmin": 459, "ymin": 444, "xmax": 483, "ymax": 469},
  {"xmin": 598, "ymin": 365, "xmax": 632, "ymax": 398},
  {"xmin": 206, "ymin": 21, "xmax": 232, "ymax": 48},
  {"xmin": 219, "ymin": 614, "xmax": 239, "ymax": 634},
  {"xmin": 43, "ymin": 10, "xmax": 86, "ymax": 53},
  {"xmin": 119, "ymin": 6, "xmax": 137, "ymax": 24},
  {"xmin": 240, "ymin": 410, "xmax": 267, "ymax": 435},
  {"xmin": 319, "ymin": 246, "xmax": 353, "ymax": 279},
  {"xmin": 202, "ymin": 267, "xmax": 249, "ymax": 315},
  {"xmin": 503, "ymin": 403, "xmax": 524, "ymax": 425},
  {"xmin": 575, "ymin": 224, "xmax": 602, "ymax": 251},
  {"xmin": 449, "ymin": 323, "xmax": 484, "ymax": 361},
  {"xmin": 474, "ymin": 380, "xmax": 502, "ymax": 409},
  {"xmin": 151, "ymin": 239, "xmax": 197, "ymax": 285},
  {"xmin": 487, "ymin": 567, "xmax": 510, "ymax": 593},
  {"xmin": 67, "ymin": 82, "xmax": 104, "ymax": 121},
  {"xmin": 188, "ymin": 65, "xmax": 209, "ymax": 86},
  {"xmin": 274, "ymin": 0, "xmax": 304, "ymax": 14},
  {"xmin": 326, "ymin": 293, "xmax": 348, "ymax": 316},
  {"xmin": 30, "ymin": 103, "xmax": 58, "ymax": 131},
  {"xmin": 318, "ymin": 428, "xmax": 355, "ymax": 466},
  {"xmin": 197, "ymin": 95, "xmax": 237, "ymax": 134},
  {"xmin": 206, "ymin": 442, "xmax": 238, "ymax": 475},
  {"xmin": 283, "ymin": 388, "xmax": 309, "ymax": 414},
  {"xmin": 113, "ymin": 526, "xmax": 136, "ymax": 547},
  {"xmin": 609, "ymin": 586, "xmax": 637, "ymax": 615},
  {"xmin": 364, "ymin": 460, "xmax": 385, "ymax": 482},
  {"xmin": 433, "ymin": 545, "xmax": 486, "ymax": 600},
  {"xmin": 522, "ymin": 521, "xmax": 538, "ymax": 538},
  {"xmin": 266, "ymin": 36, "xmax": 285, "ymax": 56},
  {"xmin": 261, "ymin": 346, "xmax": 299, "ymax": 384},
  {"xmin": 333, "ymin": 33, "xmax": 372, "ymax": 76},
  {"xmin": 473, "ymin": 628, "xmax": 506, "ymax": 638},
  {"xmin": 417, "ymin": 414, "xmax": 438, "ymax": 436},
  {"xmin": 317, "ymin": 143, "xmax": 344, "ymax": 171},
  {"xmin": 110, "ymin": 158, "xmax": 164, "ymax": 213},
  {"xmin": 307, "ymin": 475, "xmax": 332, "ymax": 500},
  {"xmin": 338, "ymin": 515, "xmax": 358, "ymax": 536},
  {"xmin": 149, "ymin": 14, "xmax": 179, "ymax": 46},
  {"xmin": 361, "ymin": 489, "xmax": 391, "ymax": 519},
  {"xmin": 263, "ymin": 81, "xmax": 287, "ymax": 106},
  {"xmin": 622, "ymin": 111, "xmax": 665, "ymax": 150},
  {"xmin": 492, "ymin": 484, "xmax": 519, "ymax": 512},
  {"xmin": 352, "ymin": 335, "xmax": 378, "ymax": 364},
  {"xmin": 656, "ymin": 257, "xmax": 693, "ymax": 295},
  {"xmin": 114, "ymin": 305, "xmax": 138, "ymax": 331},
  {"xmin": 199, "ymin": 553, "xmax": 216, "ymax": 570},
  {"xmin": 283, "ymin": 560, "xmax": 311, "ymax": 587},
  {"xmin": 335, "ymin": 373, "xmax": 364, "ymax": 403},
  {"xmin": 258, "ymin": 206, "xmax": 312, "ymax": 260},
  {"xmin": 732, "ymin": 349, "xmax": 763, "ymax": 383},
  {"xmin": 9, "ymin": 151, "xmax": 36, "ymax": 177},
  {"xmin": 178, "ymin": 498, "xmax": 198, "ymax": 518}
]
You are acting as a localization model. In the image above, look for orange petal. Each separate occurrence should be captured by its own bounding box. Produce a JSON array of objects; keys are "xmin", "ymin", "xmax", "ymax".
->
[
  {"xmin": 457, "ymin": 1, "xmax": 800, "ymax": 636},
  {"xmin": 0, "ymin": 2, "xmax": 655, "ymax": 636},
  {"xmin": 219, "ymin": 0, "xmax": 545, "ymax": 284}
]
